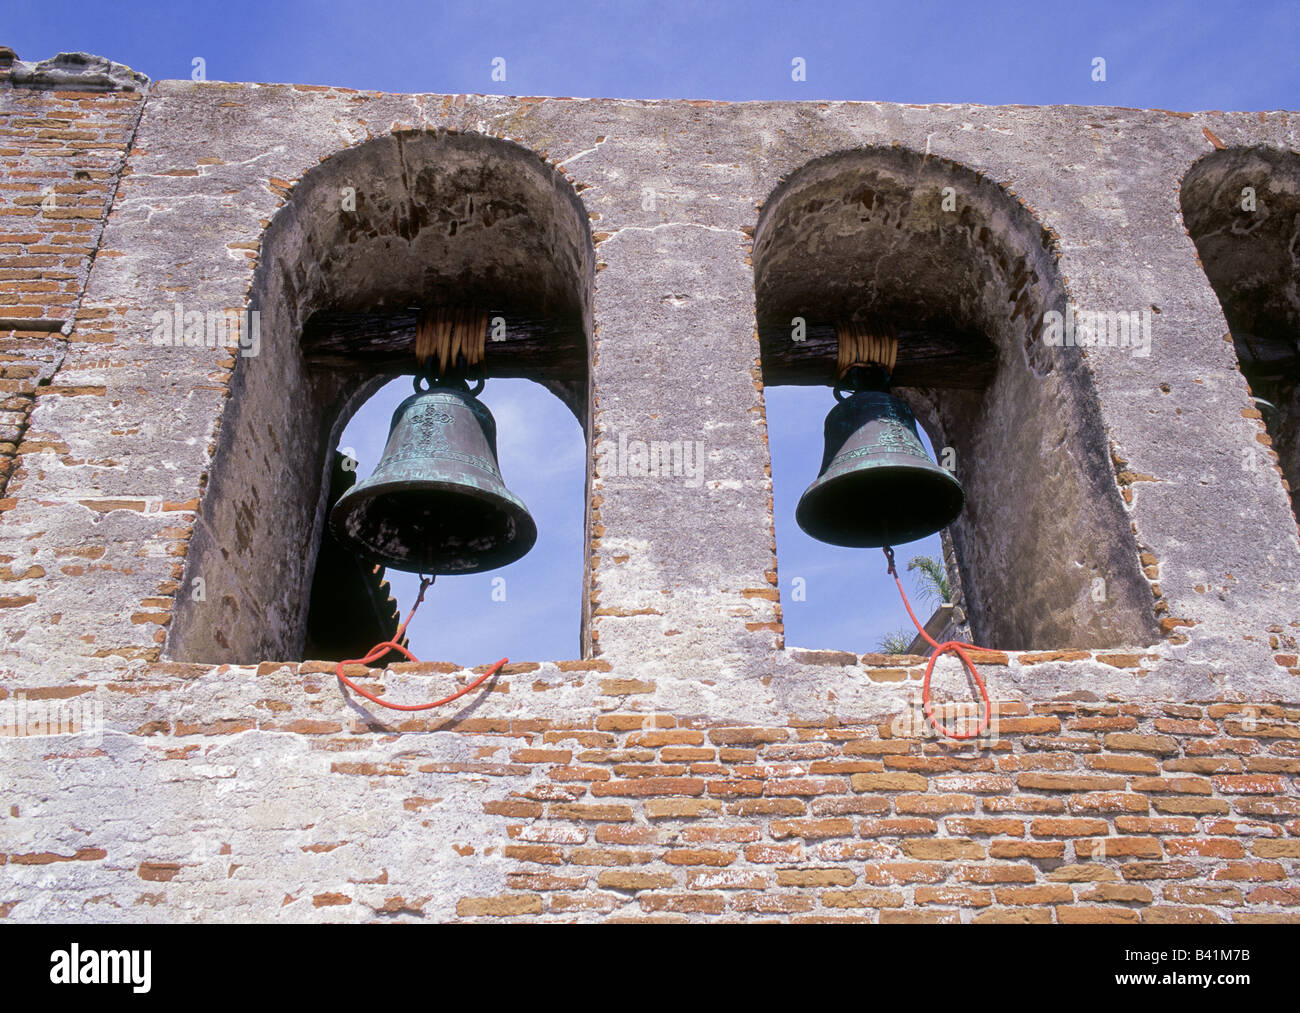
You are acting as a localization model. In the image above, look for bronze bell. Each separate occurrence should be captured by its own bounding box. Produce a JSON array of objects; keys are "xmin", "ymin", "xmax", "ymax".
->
[
  {"xmin": 329, "ymin": 376, "xmax": 537, "ymax": 574},
  {"xmin": 796, "ymin": 372, "xmax": 964, "ymax": 548}
]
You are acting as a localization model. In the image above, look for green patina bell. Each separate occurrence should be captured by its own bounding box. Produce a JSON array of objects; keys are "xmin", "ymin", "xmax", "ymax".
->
[
  {"xmin": 796, "ymin": 380, "xmax": 964, "ymax": 548},
  {"xmin": 330, "ymin": 376, "xmax": 537, "ymax": 574}
]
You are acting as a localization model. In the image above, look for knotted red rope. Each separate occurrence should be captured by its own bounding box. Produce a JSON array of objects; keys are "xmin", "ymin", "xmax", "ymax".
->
[
  {"xmin": 884, "ymin": 546, "xmax": 993, "ymax": 740},
  {"xmin": 335, "ymin": 576, "xmax": 507, "ymax": 711}
]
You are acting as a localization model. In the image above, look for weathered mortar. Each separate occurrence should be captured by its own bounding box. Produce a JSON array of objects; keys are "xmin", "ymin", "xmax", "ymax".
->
[{"xmin": 0, "ymin": 52, "xmax": 1298, "ymax": 922}]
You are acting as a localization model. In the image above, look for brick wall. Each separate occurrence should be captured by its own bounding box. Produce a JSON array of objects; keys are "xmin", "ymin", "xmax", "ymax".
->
[
  {"xmin": 0, "ymin": 58, "xmax": 1298, "ymax": 924},
  {"xmin": 0, "ymin": 49, "xmax": 145, "ymax": 494}
]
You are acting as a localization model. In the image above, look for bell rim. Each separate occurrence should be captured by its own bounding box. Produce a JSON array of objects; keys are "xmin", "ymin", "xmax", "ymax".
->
[
  {"xmin": 795, "ymin": 466, "xmax": 964, "ymax": 548},
  {"xmin": 328, "ymin": 476, "xmax": 538, "ymax": 575}
]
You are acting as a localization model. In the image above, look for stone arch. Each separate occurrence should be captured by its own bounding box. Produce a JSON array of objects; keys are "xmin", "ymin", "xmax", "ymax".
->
[
  {"xmin": 168, "ymin": 130, "xmax": 595, "ymax": 664},
  {"xmin": 754, "ymin": 146, "xmax": 1157, "ymax": 649},
  {"xmin": 1180, "ymin": 145, "xmax": 1300, "ymax": 521}
]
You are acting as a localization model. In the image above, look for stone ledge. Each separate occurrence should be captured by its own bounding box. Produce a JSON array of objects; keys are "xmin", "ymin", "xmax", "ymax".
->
[{"xmin": 4, "ymin": 51, "xmax": 148, "ymax": 93}]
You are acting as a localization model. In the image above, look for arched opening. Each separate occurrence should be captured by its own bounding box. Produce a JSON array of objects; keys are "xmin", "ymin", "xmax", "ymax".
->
[
  {"xmin": 167, "ymin": 130, "xmax": 594, "ymax": 665},
  {"xmin": 754, "ymin": 147, "xmax": 1157, "ymax": 651},
  {"xmin": 1180, "ymin": 145, "xmax": 1300, "ymax": 522}
]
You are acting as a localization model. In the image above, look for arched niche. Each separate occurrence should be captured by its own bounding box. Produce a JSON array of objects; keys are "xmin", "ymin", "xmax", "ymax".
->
[
  {"xmin": 754, "ymin": 146, "xmax": 1157, "ymax": 650},
  {"xmin": 168, "ymin": 130, "xmax": 594, "ymax": 664},
  {"xmin": 1180, "ymin": 145, "xmax": 1300, "ymax": 521}
]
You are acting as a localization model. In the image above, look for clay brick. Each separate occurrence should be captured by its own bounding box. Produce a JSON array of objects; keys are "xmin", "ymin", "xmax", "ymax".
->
[
  {"xmin": 506, "ymin": 872, "xmax": 586, "ymax": 891},
  {"xmin": 1067, "ymin": 792, "xmax": 1149, "ymax": 813},
  {"xmin": 764, "ymin": 777, "xmax": 847, "ymax": 796},
  {"xmin": 1075, "ymin": 837, "xmax": 1163, "ymax": 859},
  {"xmin": 973, "ymin": 908, "xmax": 1053, "ymax": 924},
  {"xmin": 1080, "ymin": 884, "xmax": 1153, "ymax": 903},
  {"xmin": 943, "ymin": 817, "xmax": 1025, "ymax": 837},
  {"xmin": 486, "ymin": 801, "xmax": 546, "ymax": 821},
  {"xmin": 1164, "ymin": 885, "xmax": 1243, "ymax": 906},
  {"xmin": 989, "ymin": 716, "xmax": 1060, "ymax": 734},
  {"xmin": 860, "ymin": 862, "xmax": 947, "ymax": 885},
  {"xmin": 597, "ymin": 871, "xmax": 675, "ymax": 891},
  {"xmin": 810, "ymin": 840, "xmax": 894, "ymax": 862},
  {"xmin": 680, "ymin": 826, "xmax": 760, "ymax": 844},
  {"xmin": 645, "ymin": 799, "xmax": 721, "ymax": 818},
  {"xmin": 982, "ymin": 796, "xmax": 1067, "ymax": 813},
  {"xmin": 457, "ymin": 894, "xmax": 542, "ymax": 917},
  {"xmin": 503, "ymin": 845, "xmax": 565, "ymax": 865},
  {"xmin": 1211, "ymin": 774, "xmax": 1288, "ymax": 793},
  {"xmin": 548, "ymin": 803, "xmax": 634, "ymax": 822},
  {"xmin": 1210, "ymin": 861, "xmax": 1286, "ymax": 882},
  {"xmin": 1129, "ymin": 776, "xmax": 1212, "ymax": 794},
  {"xmin": 638, "ymin": 892, "xmax": 725, "ymax": 914},
  {"xmin": 663, "ymin": 848, "xmax": 735, "ymax": 867},
  {"xmin": 726, "ymin": 799, "xmax": 807, "ymax": 817},
  {"xmin": 850, "ymin": 772, "xmax": 927, "ymax": 792},
  {"xmin": 810, "ymin": 795, "xmax": 891, "ymax": 816},
  {"xmin": 776, "ymin": 868, "xmax": 856, "ymax": 887},
  {"xmin": 956, "ymin": 863, "xmax": 1036, "ymax": 883},
  {"xmin": 1163, "ymin": 756, "xmax": 1242, "ymax": 774},
  {"xmin": 900, "ymin": 838, "xmax": 985, "ymax": 860},
  {"xmin": 1087, "ymin": 754, "xmax": 1160, "ymax": 774},
  {"xmin": 895, "ymin": 794, "xmax": 976, "ymax": 814},
  {"xmin": 989, "ymin": 840, "xmax": 1065, "ymax": 859},
  {"xmin": 626, "ymin": 730, "xmax": 704, "ymax": 747},
  {"xmin": 1103, "ymin": 733, "xmax": 1179, "ymax": 754},
  {"xmin": 1114, "ymin": 816, "xmax": 1198, "ymax": 833},
  {"xmin": 1252, "ymin": 840, "xmax": 1300, "ymax": 858},
  {"xmin": 566, "ymin": 842, "xmax": 661, "ymax": 866},
  {"xmin": 731, "ymin": 893, "xmax": 816, "ymax": 913},
  {"xmin": 1244, "ymin": 886, "xmax": 1300, "ymax": 905},
  {"xmin": 879, "ymin": 910, "xmax": 962, "ymax": 924},
  {"xmin": 1018, "ymin": 773, "xmax": 1124, "ymax": 791},
  {"xmin": 595, "ymin": 825, "xmax": 663, "ymax": 845},
  {"xmin": 1164, "ymin": 838, "xmax": 1246, "ymax": 859},
  {"xmin": 994, "ymin": 884, "xmax": 1073, "ymax": 905},
  {"xmin": 591, "ymin": 777, "xmax": 704, "ymax": 797},
  {"xmin": 857, "ymin": 817, "xmax": 938, "ymax": 836},
  {"xmin": 1030, "ymin": 818, "xmax": 1110, "ymax": 837},
  {"xmin": 1144, "ymin": 905, "xmax": 1222, "ymax": 920},
  {"xmin": 707, "ymin": 727, "xmax": 789, "ymax": 745},
  {"xmin": 660, "ymin": 747, "xmax": 715, "ymax": 762},
  {"xmin": 821, "ymin": 889, "xmax": 906, "ymax": 909},
  {"xmin": 686, "ymin": 870, "xmax": 769, "ymax": 890},
  {"xmin": 933, "ymin": 774, "xmax": 1015, "ymax": 793},
  {"xmin": 1121, "ymin": 861, "xmax": 1199, "ymax": 881},
  {"xmin": 915, "ymin": 886, "xmax": 993, "ymax": 907},
  {"xmin": 769, "ymin": 818, "xmax": 854, "ymax": 840},
  {"xmin": 744, "ymin": 843, "xmax": 804, "ymax": 863},
  {"xmin": 1057, "ymin": 905, "xmax": 1140, "ymax": 923},
  {"xmin": 507, "ymin": 824, "xmax": 587, "ymax": 845},
  {"xmin": 1151, "ymin": 797, "xmax": 1230, "ymax": 815}
]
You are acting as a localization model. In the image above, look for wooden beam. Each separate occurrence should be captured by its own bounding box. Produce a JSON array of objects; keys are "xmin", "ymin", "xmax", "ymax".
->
[
  {"xmin": 757, "ymin": 322, "xmax": 996, "ymax": 389},
  {"xmin": 301, "ymin": 309, "xmax": 586, "ymax": 380}
]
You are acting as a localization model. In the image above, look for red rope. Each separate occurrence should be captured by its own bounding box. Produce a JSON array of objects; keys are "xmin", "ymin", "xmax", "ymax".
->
[
  {"xmin": 335, "ymin": 576, "xmax": 507, "ymax": 712},
  {"xmin": 883, "ymin": 546, "xmax": 993, "ymax": 741}
]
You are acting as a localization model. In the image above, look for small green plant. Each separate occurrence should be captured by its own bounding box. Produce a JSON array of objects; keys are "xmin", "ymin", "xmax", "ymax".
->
[
  {"xmin": 907, "ymin": 555, "xmax": 950, "ymax": 608},
  {"xmin": 876, "ymin": 630, "xmax": 914, "ymax": 655}
]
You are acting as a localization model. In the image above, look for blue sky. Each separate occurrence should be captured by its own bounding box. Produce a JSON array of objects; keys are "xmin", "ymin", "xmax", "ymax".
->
[{"xmin": 8, "ymin": 1, "xmax": 1299, "ymax": 663}]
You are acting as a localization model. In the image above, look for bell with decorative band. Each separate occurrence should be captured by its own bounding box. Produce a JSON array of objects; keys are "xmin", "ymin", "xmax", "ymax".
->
[
  {"xmin": 795, "ymin": 366, "xmax": 964, "ymax": 548},
  {"xmin": 329, "ymin": 373, "xmax": 537, "ymax": 574}
]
